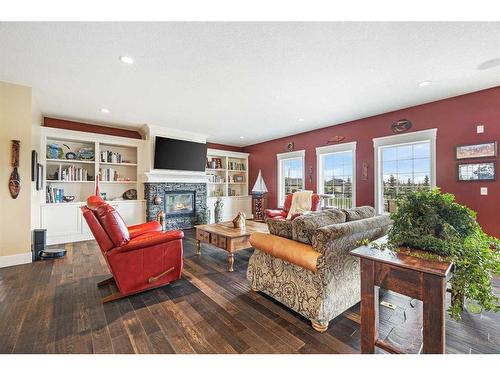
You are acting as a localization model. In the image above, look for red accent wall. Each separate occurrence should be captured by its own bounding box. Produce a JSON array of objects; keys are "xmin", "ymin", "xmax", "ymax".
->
[{"xmin": 243, "ymin": 86, "xmax": 500, "ymax": 237}]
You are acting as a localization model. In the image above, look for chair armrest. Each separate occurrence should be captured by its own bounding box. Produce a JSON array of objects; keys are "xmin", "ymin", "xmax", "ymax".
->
[
  {"xmin": 265, "ymin": 209, "xmax": 287, "ymax": 218},
  {"xmin": 109, "ymin": 230, "xmax": 184, "ymax": 254},
  {"xmin": 128, "ymin": 221, "xmax": 162, "ymax": 239}
]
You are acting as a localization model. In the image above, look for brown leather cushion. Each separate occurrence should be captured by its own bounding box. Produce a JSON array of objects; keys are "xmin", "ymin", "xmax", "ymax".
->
[
  {"xmin": 342, "ymin": 206, "xmax": 376, "ymax": 221},
  {"xmin": 249, "ymin": 232, "xmax": 320, "ymax": 273},
  {"xmin": 94, "ymin": 204, "xmax": 130, "ymax": 247}
]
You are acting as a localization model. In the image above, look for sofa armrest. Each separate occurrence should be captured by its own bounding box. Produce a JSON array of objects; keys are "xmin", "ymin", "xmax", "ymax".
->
[
  {"xmin": 265, "ymin": 209, "xmax": 287, "ymax": 218},
  {"xmin": 109, "ymin": 230, "xmax": 184, "ymax": 254},
  {"xmin": 312, "ymin": 215, "xmax": 393, "ymax": 256},
  {"xmin": 128, "ymin": 221, "xmax": 162, "ymax": 239}
]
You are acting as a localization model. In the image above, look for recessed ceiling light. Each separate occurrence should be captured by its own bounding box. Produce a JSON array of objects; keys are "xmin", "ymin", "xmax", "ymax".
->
[
  {"xmin": 119, "ymin": 56, "xmax": 134, "ymax": 64},
  {"xmin": 298, "ymin": 118, "xmax": 305, "ymax": 122},
  {"xmin": 418, "ymin": 81, "xmax": 432, "ymax": 87},
  {"xmin": 477, "ymin": 58, "xmax": 500, "ymax": 70},
  {"xmin": 100, "ymin": 108, "xmax": 110, "ymax": 113},
  {"xmin": 239, "ymin": 136, "xmax": 245, "ymax": 139}
]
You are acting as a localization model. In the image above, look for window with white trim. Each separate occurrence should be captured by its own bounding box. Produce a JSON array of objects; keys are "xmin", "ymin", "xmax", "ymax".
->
[
  {"xmin": 316, "ymin": 142, "xmax": 356, "ymax": 209},
  {"xmin": 277, "ymin": 150, "xmax": 305, "ymax": 207},
  {"xmin": 373, "ymin": 129, "xmax": 437, "ymax": 213}
]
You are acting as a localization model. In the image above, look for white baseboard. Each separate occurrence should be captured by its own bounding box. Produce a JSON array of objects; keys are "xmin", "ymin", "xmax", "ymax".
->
[{"xmin": 0, "ymin": 252, "xmax": 32, "ymax": 268}]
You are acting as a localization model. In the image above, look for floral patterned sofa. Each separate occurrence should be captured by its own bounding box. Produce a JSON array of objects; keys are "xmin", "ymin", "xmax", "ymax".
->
[{"xmin": 247, "ymin": 206, "xmax": 392, "ymax": 332}]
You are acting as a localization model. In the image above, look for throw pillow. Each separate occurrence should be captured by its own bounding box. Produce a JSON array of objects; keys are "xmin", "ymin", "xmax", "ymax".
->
[
  {"xmin": 292, "ymin": 208, "xmax": 346, "ymax": 244},
  {"xmin": 342, "ymin": 206, "xmax": 376, "ymax": 221},
  {"xmin": 266, "ymin": 219, "xmax": 293, "ymax": 239}
]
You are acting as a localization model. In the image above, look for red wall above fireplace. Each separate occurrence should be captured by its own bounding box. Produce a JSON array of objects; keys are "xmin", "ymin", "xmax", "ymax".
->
[{"xmin": 243, "ymin": 86, "xmax": 500, "ymax": 237}]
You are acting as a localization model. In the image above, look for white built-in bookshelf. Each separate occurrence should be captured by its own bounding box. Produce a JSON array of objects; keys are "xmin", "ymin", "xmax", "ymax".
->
[
  {"xmin": 206, "ymin": 149, "xmax": 249, "ymax": 198},
  {"xmin": 45, "ymin": 136, "xmax": 140, "ymax": 204}
]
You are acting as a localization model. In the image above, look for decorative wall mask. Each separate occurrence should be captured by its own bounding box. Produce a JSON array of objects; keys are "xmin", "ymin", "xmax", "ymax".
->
[
  {"xmin": 9, "ymin": 140, "xmax": 21, "ymax": 199},
  {"xmin": 308, "ymin": 166, "xmax": 313, "ymax": 184},
  {"xmin": 287, "ymin": 142, "xmax": 294, "ymax": 152},
  {"xmin": 327, "ymin": 135, "xmax": 345, "ymax": 144},
  {"xmin": 391, "ymin": 119, "xmax": 412, "ymax": 133}
]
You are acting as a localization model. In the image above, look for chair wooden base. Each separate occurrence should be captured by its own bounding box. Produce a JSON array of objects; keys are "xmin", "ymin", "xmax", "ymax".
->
[
  {"xmin": 311, "ymin": 320, "xmax": 329, "ymax": 333},
  {"xmin": 97, "ymin": 276, "xmax": 114, "ymax": 287},
  {"xmin": 97, "ymin": 275, "xmax": 172, "ymax": 304}
]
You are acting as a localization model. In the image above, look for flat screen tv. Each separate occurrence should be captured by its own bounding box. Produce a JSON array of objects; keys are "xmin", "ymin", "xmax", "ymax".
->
[{"xmin": 154, "ymin": 136, "xmax": 208, "ymax": 171}]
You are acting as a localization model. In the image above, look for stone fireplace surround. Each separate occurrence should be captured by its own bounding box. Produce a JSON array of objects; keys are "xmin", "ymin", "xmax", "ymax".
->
[{"xmin": 145, "ymin": 182, "xmax": 207, "ymax": 231}]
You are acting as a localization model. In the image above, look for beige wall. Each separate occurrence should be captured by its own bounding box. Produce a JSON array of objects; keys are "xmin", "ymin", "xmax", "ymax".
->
[{"xmin": 0, "ymin": 81, "xmax": 32, "ymax": 259}]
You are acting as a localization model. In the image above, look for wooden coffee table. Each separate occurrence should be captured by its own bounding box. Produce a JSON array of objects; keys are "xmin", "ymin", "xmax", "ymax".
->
[{"xmin": 194, "ymin": 220, "xmax": 268, "ymax": 272}]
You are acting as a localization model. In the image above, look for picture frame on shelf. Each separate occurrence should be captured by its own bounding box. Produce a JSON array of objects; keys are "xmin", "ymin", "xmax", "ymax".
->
[
  {"xmin": 455, "ymin": 141, "xmax": 497, "ymax": 160},
  {"xmin": 457, "ymin": 161, "xmax": 496, "ymax": 181}
]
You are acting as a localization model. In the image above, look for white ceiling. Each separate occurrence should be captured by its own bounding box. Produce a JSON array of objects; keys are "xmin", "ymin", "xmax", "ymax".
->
[{"xmin": 1, "ymin": 22, "xmax": 500, "ymax": 146}]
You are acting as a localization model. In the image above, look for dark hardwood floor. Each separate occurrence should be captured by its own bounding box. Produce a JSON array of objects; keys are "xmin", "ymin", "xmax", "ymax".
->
[{"xmin": 0, "ymin": 229, "xmax": 498, "ymax": 354}]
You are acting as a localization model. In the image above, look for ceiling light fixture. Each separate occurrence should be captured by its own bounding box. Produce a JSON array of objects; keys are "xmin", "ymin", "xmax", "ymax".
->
[
  {"xmin": 418, "ymin": 81, "xmax": 432, "ymax": 87},
  {"xmin": 239, "ymin": 136, "xmax": 245, "ymax": 139},
  {"xmin": 100, "ymin": 108, "xmax": 110, "ymax": 113},
  {"xmin": 298, "ymin": 118, "xmax": 305, "ymax": 122},
  {"xmin": 119, "ymin": 56, "xmax": 134, "ymax": 64}
]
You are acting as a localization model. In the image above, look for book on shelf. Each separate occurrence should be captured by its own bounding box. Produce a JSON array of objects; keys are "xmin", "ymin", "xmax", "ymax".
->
[
  {"xmin": 60, "ymin": 165, "xmax": 90, "ymax": 181},
  {"xmin": 228, "ymin": 161, "xmax": 246, "ymax": 171},
  {"xmin": 46, "ymin": 185, "xmax": 64, "ymax": 203},
  {"xmin": 100, "ymin": 150, "xmax": 123, "ymax": 164}
]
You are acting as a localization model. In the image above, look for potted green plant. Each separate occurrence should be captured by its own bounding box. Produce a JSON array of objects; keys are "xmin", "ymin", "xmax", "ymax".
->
[{"xmin": 367, "ymin": 188, "xmax": 500, "ymax": 320}]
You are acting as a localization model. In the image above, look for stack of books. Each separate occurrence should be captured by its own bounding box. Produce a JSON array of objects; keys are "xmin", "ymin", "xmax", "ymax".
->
[
  {"xmin": 46, "ymin": 185, "xmax": 64, "ymax": 203},
  {"xmin": 61, "ymin": 165, "xmax": 89, "ymax": 181}
]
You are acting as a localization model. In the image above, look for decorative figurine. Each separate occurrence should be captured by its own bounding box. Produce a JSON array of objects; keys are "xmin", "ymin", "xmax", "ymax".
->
[
  {"xmin": 156, "ymin": 210, "xmax": 166, "ymax": 231},
  {"xmin": 9, "ymin": 140, "xmax": 21, "ymax": 199},
  {"xmin": 232, "ymin": 212, "xmax": 246, "ymax": 228},
  {"xmin": 214, "ymin": 198, "xmax": 224, "ymax": 223}
]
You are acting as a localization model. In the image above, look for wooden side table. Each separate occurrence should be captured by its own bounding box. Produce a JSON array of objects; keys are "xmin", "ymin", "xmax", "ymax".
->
[{"xmin": 350, "ymin": 236, "xmax": 452, "ymax": 354}]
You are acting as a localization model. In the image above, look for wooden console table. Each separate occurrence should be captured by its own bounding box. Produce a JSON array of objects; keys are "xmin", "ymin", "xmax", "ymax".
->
[{"xmin": 350, "ymin": 236, "xmax": 452, "ymax": 354}]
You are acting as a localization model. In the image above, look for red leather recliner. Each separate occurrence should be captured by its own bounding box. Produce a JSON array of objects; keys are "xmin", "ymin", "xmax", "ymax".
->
[
  {"xmin": 265, "ymin": 192, "xmax": 321, "ymax": 221},
  {"xmin": 81, "ymin": 195, "xmax": 184, "ymax": 303}
]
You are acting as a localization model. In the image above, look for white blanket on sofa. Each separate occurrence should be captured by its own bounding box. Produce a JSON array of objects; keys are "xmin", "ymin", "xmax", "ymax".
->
[{"xmin": 286, "ymin": 190, "xmax": 313, "ymax": 220}]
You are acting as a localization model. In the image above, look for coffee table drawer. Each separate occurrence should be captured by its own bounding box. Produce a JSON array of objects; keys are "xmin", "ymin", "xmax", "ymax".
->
[
  {"xmin": 197, "ymin": 230, "xmax": 210, "ymax": 243},
  {"xmin": 211, "ymin": 234, "xmax": 218, "ymax": 245},
  {"xmin": 218, "ymin": 236, "xmax": 227, "ymax": 249}
]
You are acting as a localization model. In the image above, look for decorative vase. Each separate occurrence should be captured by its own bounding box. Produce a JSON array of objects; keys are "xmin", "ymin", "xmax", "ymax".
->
[{"xmin": 214, "ymin": 198, "xmax": 224, "ymax": 223}]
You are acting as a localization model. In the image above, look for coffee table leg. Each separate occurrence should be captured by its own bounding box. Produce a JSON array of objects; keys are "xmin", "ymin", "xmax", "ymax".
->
[
  {"xmin": 196, "ymin": 240, "xmax": 201, "ymax": 256},
  {"xmin": 228, "ymin": 252, "xmax": 234, "ymax": 272}
]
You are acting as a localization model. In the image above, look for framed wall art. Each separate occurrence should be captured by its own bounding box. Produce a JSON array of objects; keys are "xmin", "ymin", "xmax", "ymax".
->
[
  {"xmin": 455, "ymin": 141, "xmax": 497, "ymax": 160},
  {"xmin": 457, "ymin": 161, "xmax": 496, "ymax": 181}
]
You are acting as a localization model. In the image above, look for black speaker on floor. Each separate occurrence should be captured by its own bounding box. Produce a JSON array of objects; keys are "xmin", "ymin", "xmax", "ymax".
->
[
  {"xmin": 32, "ymin": 229, "xmax": 46, "ymax": 261},
  {"xmin": 32, "ymin": 229, "xmax": 66, "ymax": 261}
]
